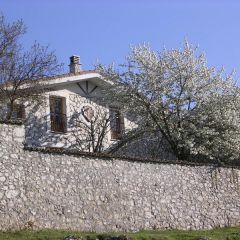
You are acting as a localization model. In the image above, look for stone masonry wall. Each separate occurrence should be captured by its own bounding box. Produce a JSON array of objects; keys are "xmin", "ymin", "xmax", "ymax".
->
[{"xmin": 0, "ymin": 123, "xmax": 239, "ymax": 231}]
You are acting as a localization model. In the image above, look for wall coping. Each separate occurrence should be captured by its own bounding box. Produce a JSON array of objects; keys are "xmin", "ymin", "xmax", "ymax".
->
[
  {"xmin": 0, "ymin": 120, "xmax": 23, "ymax": 125},
  {"xmin": 24, "ymin": 146, "xmax": 240, "ymax": 169}
]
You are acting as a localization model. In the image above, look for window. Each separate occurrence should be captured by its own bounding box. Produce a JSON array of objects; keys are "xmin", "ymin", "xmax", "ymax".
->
[
  {"xmin": 49, "ymin": 96, "xmax": 67, "ymax": 133},
  {"xmin": 7, "ymin": 103, "xmax": 25, "ymax": 120},
  {"xmin": 109, "ymin": 107, "xmax": 124, "ymax": 140}
]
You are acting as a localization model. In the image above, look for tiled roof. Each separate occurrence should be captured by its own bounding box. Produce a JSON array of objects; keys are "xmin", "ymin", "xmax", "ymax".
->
[
  {"xmin": 0, "ymin": 70, "xmax": 100, "ymax": 87},
  {"xmin": 39, "ymin": 70, "xmax": 99, "ymax": 82}
]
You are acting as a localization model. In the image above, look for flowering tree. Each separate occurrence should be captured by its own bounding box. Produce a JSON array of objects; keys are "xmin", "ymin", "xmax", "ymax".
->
[{"xmin": 98, "ymin": 41, "xmax": 240, "ymax": 161}]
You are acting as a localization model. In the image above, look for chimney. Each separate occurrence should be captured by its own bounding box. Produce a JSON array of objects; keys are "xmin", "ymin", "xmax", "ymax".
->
[{"xmin": 69, "ymin": 55, "xmax": 82, "ymax": 73}]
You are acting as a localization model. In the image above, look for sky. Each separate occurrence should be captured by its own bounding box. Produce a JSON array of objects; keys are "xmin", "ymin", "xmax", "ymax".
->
[{"xmin": 1, "ymin": 0, "xmax": 240, "ymax": 78}]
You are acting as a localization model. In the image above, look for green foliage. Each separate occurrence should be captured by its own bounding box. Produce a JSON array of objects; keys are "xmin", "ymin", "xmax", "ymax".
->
[{"xmin": 0, "ymin": 227, "xmax": 239, "ymax": 240}]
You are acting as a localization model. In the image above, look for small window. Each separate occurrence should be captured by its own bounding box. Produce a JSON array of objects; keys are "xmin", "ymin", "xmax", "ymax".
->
[
  {"xmin": 7, "ymin": 103, "xmax": 25, "ymax": 120},
  {"xmin": 49, "ymin": 96, "xmax": 67, "ymax": 133},
  {"xmin": 109, "ymin": 107, "xmax": 124, "ymax": 140}
]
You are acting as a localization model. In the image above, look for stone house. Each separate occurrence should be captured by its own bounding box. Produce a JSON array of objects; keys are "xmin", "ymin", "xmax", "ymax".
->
[{"xmin": 1, "ymin": 56, "xmax": 136, "ymax": 152}]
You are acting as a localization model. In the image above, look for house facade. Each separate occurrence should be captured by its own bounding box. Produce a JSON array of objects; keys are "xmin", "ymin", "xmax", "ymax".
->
[
  {"xmin": 2, "ymin": 56, "xmax": 136, "ymax": 152},
  {"xmin": 0, "ymin": 55, "xmax": 176, "ymax": 159}
]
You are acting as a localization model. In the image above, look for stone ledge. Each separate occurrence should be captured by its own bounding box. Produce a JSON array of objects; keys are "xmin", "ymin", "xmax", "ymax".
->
[
  {"xmin": 0, "ymin": 120, "xmax": 23, "ymax": 125},
  {"xmin": 24, "ymin": 146, "xmax": 240, "ymax": 169}
]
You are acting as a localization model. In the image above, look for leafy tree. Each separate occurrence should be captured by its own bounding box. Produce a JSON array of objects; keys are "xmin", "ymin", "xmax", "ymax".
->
[
  {"xmin": 98, "ymin": 41, "xmax": 240, "ymax": 161},
  {"xmin": 0, "ymin": 15, "xmax": 62, "ymax": 120}
]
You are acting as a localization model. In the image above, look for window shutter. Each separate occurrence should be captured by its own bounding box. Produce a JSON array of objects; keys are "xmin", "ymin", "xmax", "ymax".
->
[
  {"xmin": 7, "ymin": 103, "xmax": 25, "ymax": 120},
  {"xmin": 109, "ymin": 107, "xmax": 124, "ymax": 140},
  {"xmin": 16, "ymin": 105, "xmax": 25, "ymax": 119},
  {"xmin": 49, "ymin": 96, "xmax": 55, "ymax": 113},
  {"xmin": 120, "ymin": 113, "xmax": 125, "ymax": 135},
  {"xmin": 49, "ymin": 96, "xmax": 67, "ymax": 133}
]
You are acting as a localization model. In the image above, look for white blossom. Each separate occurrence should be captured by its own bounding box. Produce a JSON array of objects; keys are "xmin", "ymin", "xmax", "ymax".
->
[{"xmin": 97, "ymin": 41, "xmax": 240, "ymax": 162}]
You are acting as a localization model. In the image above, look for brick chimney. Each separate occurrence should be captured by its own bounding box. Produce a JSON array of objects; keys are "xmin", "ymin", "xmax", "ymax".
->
[{"xmin": 69, "ymin": 55, "xmax": 82, "ymax": 73}]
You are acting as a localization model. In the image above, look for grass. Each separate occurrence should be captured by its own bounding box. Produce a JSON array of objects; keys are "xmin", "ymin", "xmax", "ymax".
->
[{"xmin": 0, "ymin": 227, "xmax": 239, "ymax": 240}]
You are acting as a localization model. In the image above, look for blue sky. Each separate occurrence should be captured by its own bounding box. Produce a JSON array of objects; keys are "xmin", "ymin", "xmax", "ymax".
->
[{"xmin": 1, "ymin": 0, "xmax": 240, "ymax": 78}]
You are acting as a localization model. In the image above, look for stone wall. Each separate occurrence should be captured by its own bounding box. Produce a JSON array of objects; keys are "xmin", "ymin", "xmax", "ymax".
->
[{"xmin": 0, "ymin": 123, "xmax": 239, "ymax": 231}]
